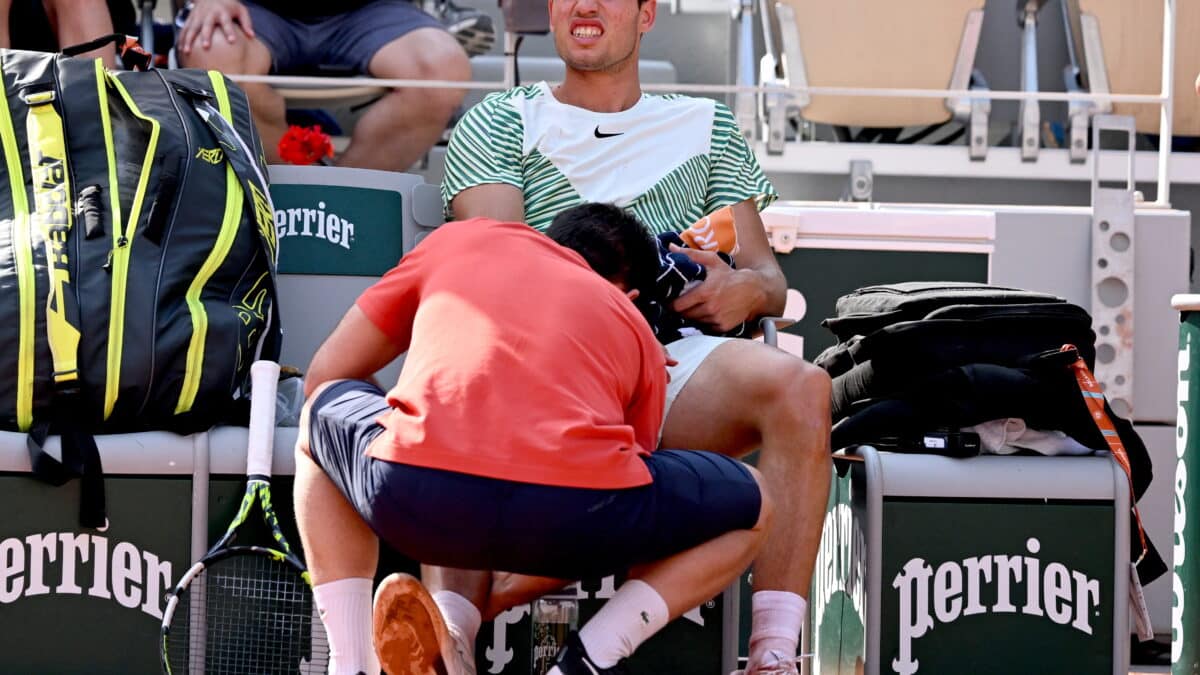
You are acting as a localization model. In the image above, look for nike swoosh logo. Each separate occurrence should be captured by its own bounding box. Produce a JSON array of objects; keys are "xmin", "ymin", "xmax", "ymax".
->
[{"xmin": 594, "ymin": 126, "xmax": 624, "ymax": 139}]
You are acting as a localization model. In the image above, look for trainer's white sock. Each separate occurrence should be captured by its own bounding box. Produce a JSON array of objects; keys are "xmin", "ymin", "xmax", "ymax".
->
[
  {"xmin": 433, "ymin": 589, "xmax": 482, "ymax": 646},
  {"xmin": 313, "ymin": 577, "xmax": 379, "ymax": 675},
  {"xmin": 747, "ymin": 590, "xmax": 806, "ymax": 668},
  {"xmin": 578, "ymin": 579, "xmax": 669, "ymax": 668}
]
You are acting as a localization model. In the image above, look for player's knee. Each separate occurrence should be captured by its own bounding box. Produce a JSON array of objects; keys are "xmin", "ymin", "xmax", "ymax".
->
[{"xmin": 756, "ymin": 357, "xmax": 830, "ymax": 420}]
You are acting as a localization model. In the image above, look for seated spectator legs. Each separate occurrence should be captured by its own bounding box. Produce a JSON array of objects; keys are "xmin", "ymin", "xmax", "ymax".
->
[
  {"xmin": 179, "ymin": 34, "xmax": 285, "ymax": 161},
  {"xmin": 338, "ymin": 27, "xmax": 469, "ymax": 172}
]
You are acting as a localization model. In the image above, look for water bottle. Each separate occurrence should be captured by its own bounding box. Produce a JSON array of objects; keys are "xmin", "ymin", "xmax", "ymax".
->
[{"xmin": 530, "ymin": 596, "xmax": 579, "ymax": 674}]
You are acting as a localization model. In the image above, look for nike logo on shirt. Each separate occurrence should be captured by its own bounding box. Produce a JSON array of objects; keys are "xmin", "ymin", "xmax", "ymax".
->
[{"xmin": 594, "ymin": 126, "xmax": 624, "ymax": 139}]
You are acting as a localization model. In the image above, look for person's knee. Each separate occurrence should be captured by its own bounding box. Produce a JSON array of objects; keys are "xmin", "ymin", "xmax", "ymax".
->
[
  {"xmin": 179, "ymin": 37, "xmax": 264, "ymax": 72},
  {"xmin": 295, "ymin": 380, "xmax": 342, "ymax": 459},
  {"xmin": 404, "ymin": 31, "xmax": 471, "ymax": 83},
  {"xmin": 755, "ymin": 357, "xmax": 831, "ymax": 421},
  {"xmin": 373, "ymin": 31, "xmax": 470, "ymax": 109}
]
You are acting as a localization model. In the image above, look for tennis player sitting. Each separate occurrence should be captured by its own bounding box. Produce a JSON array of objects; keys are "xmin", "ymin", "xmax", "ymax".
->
[{"xmin": 294, "ymin": 202, "xmax": 772, "ymax": 675}]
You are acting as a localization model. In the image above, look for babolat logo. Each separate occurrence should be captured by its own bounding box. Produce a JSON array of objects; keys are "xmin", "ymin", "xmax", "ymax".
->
[
  {"xmin": 0, "ymin": 532, "xmax": 173, "ymax": 620},
  {"xmin": 195, "ymin": 147, "xmax": 223, "ymax": 164},
  {"xmin": 274, "ymin": 201, "xmax": 355, "ymax": 250},
  {"xmin": 891, "ymin": 537, "xmax": 1100, "ymax": 675}
]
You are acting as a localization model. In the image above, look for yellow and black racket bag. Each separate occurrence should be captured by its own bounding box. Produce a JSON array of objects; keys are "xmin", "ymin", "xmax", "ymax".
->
[{"xmin": 0, "ymin": 48, "xmax": 281, "ymax": 526}]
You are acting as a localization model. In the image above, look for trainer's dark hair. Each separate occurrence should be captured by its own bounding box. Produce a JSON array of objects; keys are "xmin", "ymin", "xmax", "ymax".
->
[{"xmin": 546, "ymin": 203, "xmax": 660, "ymax": 299}]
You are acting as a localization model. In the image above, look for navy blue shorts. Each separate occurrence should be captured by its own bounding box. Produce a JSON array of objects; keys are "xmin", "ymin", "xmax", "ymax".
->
[
  {"xmin": 307, "ymin": 380, "xmax": 763, "ymax": 579},
  {"xmin": 245, "ymin": 0, "xmax": 445, "ymax": 74}
]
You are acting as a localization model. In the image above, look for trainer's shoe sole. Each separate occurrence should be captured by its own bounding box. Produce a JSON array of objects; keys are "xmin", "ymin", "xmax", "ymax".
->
[{"xmin": 373, "ymin": 572, "xmax": 457, "ymax": 675}]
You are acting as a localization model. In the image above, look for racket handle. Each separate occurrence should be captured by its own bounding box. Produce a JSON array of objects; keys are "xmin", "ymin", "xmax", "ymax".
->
[{"xmin": 247, "ymin": 360, "xmax": 281, "ymax": 478}]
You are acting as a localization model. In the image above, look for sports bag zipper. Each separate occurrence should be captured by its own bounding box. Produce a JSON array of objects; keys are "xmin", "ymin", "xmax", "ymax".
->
[
  {"xmin": 0, "ymin": 57, "xmax": 36, "ymax": 430},
  {"xmin": 175, "ymin": 71, "xmax": 244, "ymax": 415},
  {"xmin": 102, "ymin": 71, "xmax": 161, "ymax": 420},
  {"xmin": 132, "ymin": 68, "xmax": 195, "ymax": 418}
]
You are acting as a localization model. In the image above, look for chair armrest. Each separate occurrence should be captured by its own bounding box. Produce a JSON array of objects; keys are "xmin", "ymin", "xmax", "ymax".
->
[{"xmin": 758, "ymin": 316, "xmax": 797, "ymax": 348}]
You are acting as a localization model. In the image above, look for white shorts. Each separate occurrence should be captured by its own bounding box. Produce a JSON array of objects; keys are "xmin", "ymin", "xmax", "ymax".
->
[{"xmin": 664, "ymin": 334, "xmax": 733, "ymax": 423}]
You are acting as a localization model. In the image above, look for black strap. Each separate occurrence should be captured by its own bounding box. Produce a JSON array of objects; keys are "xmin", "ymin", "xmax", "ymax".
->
[
  {"xmin": 61, "ymin": 34, "xmax": 152, "ymax": 71},
  {"xmin": 27, "ymin": 419, "xmax": 107, "ymax": 529},
  {"xmin": 188, "ymin": 94, "xmax": 283, "ymax": 361}
]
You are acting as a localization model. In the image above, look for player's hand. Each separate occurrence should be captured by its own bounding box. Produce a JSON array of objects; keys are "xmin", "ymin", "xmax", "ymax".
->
[
  {"xmin": 178, "ymin": 0, "xmax": 255, "ymax": 55},
  {"xmin": 662, "ymin": 343, "xmax": 678, "ymax": 382},
  {"xmin": 668, "ymin": 244, "xmax": 764, "ymax": 332}
]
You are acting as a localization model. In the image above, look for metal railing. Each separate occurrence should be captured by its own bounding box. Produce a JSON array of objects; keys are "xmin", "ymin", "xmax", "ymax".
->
[{"xmin": 226, "ymin": 0, "xmax": 1179, "ymax": 206}]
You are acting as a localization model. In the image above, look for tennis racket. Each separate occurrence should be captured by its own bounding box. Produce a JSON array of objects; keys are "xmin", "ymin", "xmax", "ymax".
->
[{"xmin": 160, "ymin": 361, "xmax": 329, "ymax": 674}]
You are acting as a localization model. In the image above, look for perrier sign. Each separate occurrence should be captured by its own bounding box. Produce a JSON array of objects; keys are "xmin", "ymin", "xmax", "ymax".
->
[
  {"xmin": 881, "ymin": 500, "xmax": 1113, "ymax": 674},
  {"xmin": 810, "ymin": 455, "xmax": 1116, "ymax": 675},
  {"xmin": 271, "ymin": 184, "xmax": 404, "ymax": 277}
]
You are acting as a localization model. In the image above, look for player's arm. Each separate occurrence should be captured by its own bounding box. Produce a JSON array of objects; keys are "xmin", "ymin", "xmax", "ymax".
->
[
  {"xmin": 442, "ymin": 92, "xmax": 526, "ymax": 222},
  {"xmin": 449, "ymin": 183, "xmax": 525, "ymax": 222},
  {"xmin": 671, "ymin": 198, "xmax": 786, "ymax": 331},
  {"xmin": 304, "ymin": 306, "xmax": 404, "ymax": 397}
]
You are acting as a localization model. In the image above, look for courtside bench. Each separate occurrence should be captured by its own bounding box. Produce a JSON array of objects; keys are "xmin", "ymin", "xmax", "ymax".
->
[{"xmin": 806, "ymin": 446, "xmax": 1130, "ymax": 675}]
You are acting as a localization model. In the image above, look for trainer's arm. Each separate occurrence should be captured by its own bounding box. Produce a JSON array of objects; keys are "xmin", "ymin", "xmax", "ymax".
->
[
  {"xmin": 449, "ymin": 183, "xmax": 525, "ymax": 222},
  {"xmin": 304, "ymin": 306, "xmax": 404, "ymax": 397},
  {"xmin": 670, "ymin": 199, "xmax": 786, "ymax": 330}
]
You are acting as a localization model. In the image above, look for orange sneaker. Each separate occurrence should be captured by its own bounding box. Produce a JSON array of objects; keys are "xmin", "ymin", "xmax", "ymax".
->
[{"xmin": 373, "ymin": 573, "xmax": 472, "ymax": 675}]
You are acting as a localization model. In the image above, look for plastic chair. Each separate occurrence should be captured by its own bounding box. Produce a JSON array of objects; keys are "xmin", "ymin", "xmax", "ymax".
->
[
  {"xmin": 1068, "ymin": 0, "xmax": 1200, "ymax": 138},
  {"xmin": 758, "ymin": 0, "xmax": 989, "ymax": 158}
]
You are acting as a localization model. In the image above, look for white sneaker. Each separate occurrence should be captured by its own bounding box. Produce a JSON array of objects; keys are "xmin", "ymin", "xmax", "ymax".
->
[
  {"xmin": 445, "ymin": 626, "xmax": 477, "ymax": 675},
  {"xmin": 730, "ymin": 650, "xmax": 801, "ymax": 675}
]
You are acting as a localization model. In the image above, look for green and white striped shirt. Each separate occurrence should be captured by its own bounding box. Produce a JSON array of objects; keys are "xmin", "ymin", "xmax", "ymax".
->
[{"xmin": 442, "ymin": 82, "xmax": 777, "ymax": 235}]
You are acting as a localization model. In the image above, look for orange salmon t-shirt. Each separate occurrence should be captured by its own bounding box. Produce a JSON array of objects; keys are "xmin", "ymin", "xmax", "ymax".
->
[{"xmin": 355, "ymin": 218, "xmax": 666, "ymax": 489}]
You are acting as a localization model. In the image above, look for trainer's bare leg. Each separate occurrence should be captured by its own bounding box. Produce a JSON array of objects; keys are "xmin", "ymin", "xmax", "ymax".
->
[
  {"xmin": 663, "ymin": 339, "xmax": 831, "ymax": 667},
  {"xmin": 338, "ymin": 28, "xmax": 469, "ymax": 171},
  {"xmin": 549, "ymin": 466, "xmax": 772, "ymax": 671},
  {"xmin": 294, "ymin": 382, "xmax": 380, "ymax": 674}
]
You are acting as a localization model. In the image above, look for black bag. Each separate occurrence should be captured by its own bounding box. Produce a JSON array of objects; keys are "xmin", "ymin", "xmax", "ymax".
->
[
  {"xmin": 815, "ymin": 282, "xmax": 1095, "ymax": 419},
  {"xmin": 0, "ymin": 48, "xmax": 280, "ymax": 526}
]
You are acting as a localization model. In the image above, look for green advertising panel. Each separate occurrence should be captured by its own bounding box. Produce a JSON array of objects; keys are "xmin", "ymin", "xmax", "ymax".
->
[
  {"xmin": 0, "ymin": 474, "xmax": 193, "ymax": 675},
  {"xmin": 271, "ymin": 184, "xmax": 405, "ymax": 276},
  {"xmin": 774, "ymin": 249, "xmax": 987, "ymax": 357},
  {"xmin": 1175, "ymin": 307, "xmax": 1200, "ymax": 675},
  {"xmin": 809, "ymin": 463, "xmax": 868, "ymax": 675},
  {"xmin": 880, "ymin": 499, "xmax": 1114, "ymax": 675}
]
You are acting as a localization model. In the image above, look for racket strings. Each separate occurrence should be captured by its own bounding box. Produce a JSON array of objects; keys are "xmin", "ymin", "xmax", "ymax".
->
[{"xmin": 166, "ymin": 554, "xmax": 329, "ymax": 674}]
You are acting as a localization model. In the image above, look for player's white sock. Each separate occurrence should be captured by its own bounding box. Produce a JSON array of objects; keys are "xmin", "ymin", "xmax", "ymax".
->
[
  {"xmin": 747, "ymin": 590, "xmax": 806, "ymax": 668},
  {"xmin": 433, "ymin": 589, "xmax": 482, "ymax": 645},
  {"xmin": 313, "ymin": 577, "xmax": 379, "ymax": 675},
  {"xmin": 578, "ymin": 579, "xmax": 669, "ymax": 667}
]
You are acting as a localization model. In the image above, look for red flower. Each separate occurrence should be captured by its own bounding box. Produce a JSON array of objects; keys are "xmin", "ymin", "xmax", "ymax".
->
[{"xmin": 278, "ymin": 125, "xmax": 334, "ymax": 165}]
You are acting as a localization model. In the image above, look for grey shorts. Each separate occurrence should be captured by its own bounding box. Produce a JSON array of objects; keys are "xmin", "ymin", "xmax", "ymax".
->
[{"xmin": 245, "ymin": 0, "xmax": 445, "ymax": 74}]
